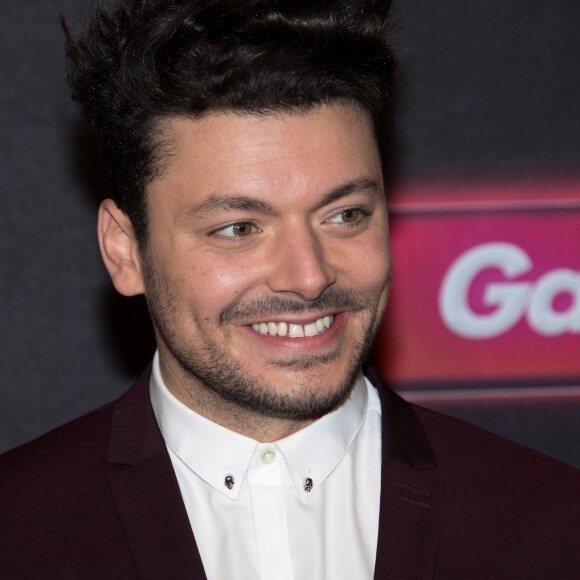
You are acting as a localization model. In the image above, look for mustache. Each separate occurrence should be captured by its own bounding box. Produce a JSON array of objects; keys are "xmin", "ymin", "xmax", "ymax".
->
[{"xmin": 219, "ymin": 288, "xmax": 373, "ymax": 325}]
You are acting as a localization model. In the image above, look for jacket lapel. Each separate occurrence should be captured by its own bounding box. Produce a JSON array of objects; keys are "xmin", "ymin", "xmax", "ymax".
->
[
  {"xmin": 106, "ymin": 369, "xmax": 207, "ymax": 579},
  {"xmin": 366, "ymin": 367, "xmax": 443, "ymax": 580}
]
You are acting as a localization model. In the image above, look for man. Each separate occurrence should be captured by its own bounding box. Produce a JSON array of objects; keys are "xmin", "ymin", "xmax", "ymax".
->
[{"xmin": 1, "ymin": 0, "xmax": 579, "ymax": 578}]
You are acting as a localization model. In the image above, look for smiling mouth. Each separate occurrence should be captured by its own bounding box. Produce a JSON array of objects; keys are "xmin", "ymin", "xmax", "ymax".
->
[{"xmin": 251, "ymin": 315, "xmax": 335, "ymax": 338}]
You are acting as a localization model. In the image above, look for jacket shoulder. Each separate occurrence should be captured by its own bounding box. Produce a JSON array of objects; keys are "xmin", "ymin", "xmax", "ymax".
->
[
  {"xmin": 0, "ymin": 400, "xmax": 115, "ymax": 478},
  {"xmin": 412, "ymin": 404, "xmax": 580, "ymax": 576},
  {"xmin": 413, "ymin": 402, "xmax": 579, "ymax": 483},
  {"xmin": 0, "ymin": 401, "xmax": 118, "ymax": 531},
  {"xmin": 0, "ymin": 398, "xmax": 139, "ymax": 576}
]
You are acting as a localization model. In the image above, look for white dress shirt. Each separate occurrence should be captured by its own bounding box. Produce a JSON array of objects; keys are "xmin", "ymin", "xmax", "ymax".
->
[{"xmin": 149, "ymin": 352, "xmax": 382, "ymax": 580}]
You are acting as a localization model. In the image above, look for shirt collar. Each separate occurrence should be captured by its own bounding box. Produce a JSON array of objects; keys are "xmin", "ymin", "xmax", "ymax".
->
[
  {"xmin": 275, "ymin": 372, "xmax": 368, "ymax": 497},
  {"xmin": 149, "ymin": 351, "xmax": 369, "ymax": 500}
]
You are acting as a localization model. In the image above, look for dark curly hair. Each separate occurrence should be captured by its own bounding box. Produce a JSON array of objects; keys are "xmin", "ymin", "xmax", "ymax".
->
[{"xmin": 63, "ymin": 0, "xmax": 397, "ymax": 246}]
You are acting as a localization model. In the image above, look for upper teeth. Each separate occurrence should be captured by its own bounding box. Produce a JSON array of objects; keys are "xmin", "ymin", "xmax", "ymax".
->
[{"xmin": 252, "ymin": 315, "xmax": 334, "ymax": 338}]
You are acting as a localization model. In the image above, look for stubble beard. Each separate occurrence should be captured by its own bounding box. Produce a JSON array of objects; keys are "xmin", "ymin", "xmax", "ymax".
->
[{"xmin": 142, "ymin": 256, "xmax": 388, "ymax": 420}]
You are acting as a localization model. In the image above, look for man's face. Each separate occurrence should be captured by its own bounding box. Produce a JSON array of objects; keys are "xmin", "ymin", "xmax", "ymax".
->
[{"xmin": 141, "ymin": 103, "xmax": 391, "ymax": 419}]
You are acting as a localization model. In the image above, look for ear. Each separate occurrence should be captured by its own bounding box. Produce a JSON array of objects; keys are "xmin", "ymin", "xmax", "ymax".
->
[{"xmin": 97, "ymin": 199, "xmax": 145, "ymax": 296}]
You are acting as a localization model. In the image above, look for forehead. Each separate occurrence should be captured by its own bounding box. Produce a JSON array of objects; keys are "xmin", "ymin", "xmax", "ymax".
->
[{"xmin": 150, "ymin": 103, "xmax": 382, "ymax": 206}]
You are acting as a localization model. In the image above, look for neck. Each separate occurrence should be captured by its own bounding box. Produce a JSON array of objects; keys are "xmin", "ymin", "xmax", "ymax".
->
[{"xmin": 159, "ymin": 358, "xmax": 318, "ymax": 442}]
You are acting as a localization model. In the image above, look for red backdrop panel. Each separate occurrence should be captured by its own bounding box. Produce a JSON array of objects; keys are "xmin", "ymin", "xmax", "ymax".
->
[{"xmin": 373, "ymin": 181, "xmax": 580, "ymax": 388}]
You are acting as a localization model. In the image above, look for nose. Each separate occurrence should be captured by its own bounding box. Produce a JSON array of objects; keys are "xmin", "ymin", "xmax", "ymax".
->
[{"xmin": 267, "ymin": 224, "xmax": 336, "ymax": 301}]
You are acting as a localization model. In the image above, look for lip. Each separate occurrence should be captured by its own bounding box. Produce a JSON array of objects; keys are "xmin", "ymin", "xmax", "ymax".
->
[{"xmin": 242, "ymin": 312, "xmax": 346, "ymax": 351}]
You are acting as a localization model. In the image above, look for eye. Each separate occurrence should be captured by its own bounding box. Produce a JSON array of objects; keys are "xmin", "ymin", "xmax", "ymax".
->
[
  {"xmin": 328, "ymin": 208, "xmax": 363, "ymax": 224},
  {"xmin": 214, "ymin": 222, "xmax": 257, "ymax": 238}
]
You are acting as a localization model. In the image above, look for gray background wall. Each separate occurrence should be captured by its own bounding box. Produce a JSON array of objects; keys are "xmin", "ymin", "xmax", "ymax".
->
[{"xmin": 1, "ymin": 1, "xmax": 579, "ymax": 465}]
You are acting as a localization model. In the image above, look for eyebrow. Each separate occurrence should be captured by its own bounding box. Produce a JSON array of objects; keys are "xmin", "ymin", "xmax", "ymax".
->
[
  {"xmin": 178, "ymin": 177, "xmax": 382, "ymax": 223},
  {"xmin": 186, "ymin": 195, "xmax": 276, "ymax": 218},
  {"xmin": 311, "ymin": 177, "xmax": 381, "ymax": 211}
]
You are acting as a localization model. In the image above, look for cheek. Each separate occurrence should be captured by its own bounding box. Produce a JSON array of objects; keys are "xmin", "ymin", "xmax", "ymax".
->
[
  {"xmin": 340, "ymin": 236, "xmax": 391, "ymax": 293},
  {"xmin": 192, "ymin": 253, "xmax": 263, "ymax": 304}
]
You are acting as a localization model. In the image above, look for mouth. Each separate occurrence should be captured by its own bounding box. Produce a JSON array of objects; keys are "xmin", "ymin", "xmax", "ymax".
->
[{"xmin": 251, "ymin": 314, "xmax": 335, "ymax": 338}]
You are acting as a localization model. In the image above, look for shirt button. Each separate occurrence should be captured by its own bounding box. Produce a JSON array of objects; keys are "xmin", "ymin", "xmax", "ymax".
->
[{"xmin": 260, "ymin": 448, "xmax": 276, "ymax": 464}]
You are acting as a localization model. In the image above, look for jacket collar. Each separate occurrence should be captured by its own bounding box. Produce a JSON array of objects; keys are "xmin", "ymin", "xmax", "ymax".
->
[
  {"xmin": 106, "ymin": 367, "xmax": 207, "ymax": 579},
  {"xmin": 365, "ymin": 366, "xmax": 443, "ymax": 580}
]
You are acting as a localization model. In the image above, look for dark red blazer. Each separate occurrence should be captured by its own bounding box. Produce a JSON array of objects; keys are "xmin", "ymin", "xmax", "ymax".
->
[{"xmin": 1, "ymin": 366, "xmax": 579, "ymax": 579}]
